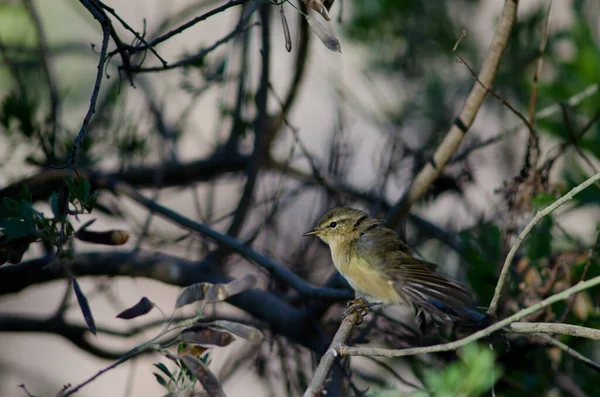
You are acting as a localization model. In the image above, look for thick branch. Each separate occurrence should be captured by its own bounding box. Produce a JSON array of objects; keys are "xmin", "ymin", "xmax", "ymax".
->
[
  {"xmin": 0, "ymin": 252, "xmax": 329, "ymax": 353},
  {"xmin": 302, "ymin": 310, "xmax": 363, "ymax": 397},
  {"xmin": 0, "ymin": 314, "xmax": 125, "ymax": 360},
  {"xmin": 386, "ymin": 0, "xmax": 519, "ymax": 227},
  {"xmin": 0, "ymin": 151, "xmax": 249, "ymax": 203}
]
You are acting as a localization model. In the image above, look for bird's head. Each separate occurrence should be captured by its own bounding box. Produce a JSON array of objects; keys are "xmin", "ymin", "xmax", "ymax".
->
[{"xmin": 302, "ymin": 207, "xmax": 367, "ymax": 245}]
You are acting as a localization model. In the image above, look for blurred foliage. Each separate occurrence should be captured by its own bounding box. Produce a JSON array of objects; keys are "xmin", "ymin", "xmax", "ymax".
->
[
  {"xmin": 371, "ymin": 344, "xmax": 500, "ymax": 397},
  {"xmin": 346, "ymin": 0, "xmax": 600, "ymax": 396},
  {"xmin": 0, "ymin": 0, "xmax": 599, "ymax": 396}
]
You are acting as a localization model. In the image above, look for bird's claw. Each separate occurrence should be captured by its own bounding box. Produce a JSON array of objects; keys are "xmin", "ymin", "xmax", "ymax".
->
[{"xmin": 343, "ymin": 298, "xmax": 374, "ymax": 324}]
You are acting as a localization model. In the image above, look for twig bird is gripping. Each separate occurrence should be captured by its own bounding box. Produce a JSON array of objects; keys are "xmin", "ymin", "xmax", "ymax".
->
[{"xmin": 303, "ymin": 207, "xmax": 487, "ymax": 332}]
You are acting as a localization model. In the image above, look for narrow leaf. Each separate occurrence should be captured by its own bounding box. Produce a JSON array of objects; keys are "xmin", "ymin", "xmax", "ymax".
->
[
  {"xmin": 179, "ymin": 326, "xmax": 235, "ymax": 347},
  {"xmin": 72, "ymin": 277, "xmax": 96, "ymax": 335},
  {"xmin": 50, "ymin": 192, "xmax": 59, "ymax": 218},
  {"xmin": 304, "ymin": 13, "xmax": 341, "ymax": 53},
  {"xmin": 280, "ymin": 6, "xmax": 292, "ymax": 53},
  {"xmin": 153, "ymin": 372, "xmax": 169, "ymax": 389},
  {"xmin": 153, "ymin": 363, "xmax": 174, "ymax": 382},
  {"xmin": 116, "ymin": 297, "xmax": 155, "ymax": 319},
  {"xmin": 180, "ymin": 355, "xmax": 226, "ymax": 397}
]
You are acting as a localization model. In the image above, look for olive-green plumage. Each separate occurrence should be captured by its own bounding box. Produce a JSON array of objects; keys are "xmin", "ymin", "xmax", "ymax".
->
[{"xmin": 304, "ymin": 207, "xmax": 478, "ymax": 330}]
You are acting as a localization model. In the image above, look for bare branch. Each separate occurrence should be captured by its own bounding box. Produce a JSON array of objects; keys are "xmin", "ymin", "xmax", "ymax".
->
[
  {"xmin": 386, "ymin": 0, "xmax": 519, "ymax": 227},
  {"xmin": 539, "ymin": 334, "xmax": 600, "ymax": 372},
  {"xmin": 70, "ymin": 0, "xmax": 110, "ymax": 173},
  {"xmin": 508, "ymin": 322, "xmax": 600, "ymax": 340},
  {"xmin": 339, "ymin": 274, "xmax": 600, "ymax": 358}
]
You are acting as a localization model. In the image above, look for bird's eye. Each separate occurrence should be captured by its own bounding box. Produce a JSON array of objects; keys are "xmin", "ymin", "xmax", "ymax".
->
[{"xmin": 329, "ymin": 221, "xmax": 337, "ymax": 228}]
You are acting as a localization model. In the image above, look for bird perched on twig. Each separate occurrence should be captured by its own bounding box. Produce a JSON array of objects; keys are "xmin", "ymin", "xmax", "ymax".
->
[{"xmin": 303, "ymin": 207, "xmax": 488, "ymax": 333}]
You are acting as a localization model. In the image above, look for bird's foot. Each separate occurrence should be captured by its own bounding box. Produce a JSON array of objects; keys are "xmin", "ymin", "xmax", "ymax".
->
[{"xmin": 343, "ymin": 299, "xmax": 381, "ymax": 324}]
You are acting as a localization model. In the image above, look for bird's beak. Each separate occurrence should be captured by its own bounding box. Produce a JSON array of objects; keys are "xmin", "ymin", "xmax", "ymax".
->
[{"xmin": 302, "ymin": 229, "xmax": 320, "ymax": 237}]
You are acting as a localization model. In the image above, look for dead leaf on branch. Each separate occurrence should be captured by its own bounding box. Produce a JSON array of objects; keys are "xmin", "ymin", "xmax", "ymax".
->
[
  {"xmin": 175, "ymin": 274, "xmax": 257, "ymax": 308},
  {"xmin": 116, "ymin": 297, "xmax": 155, "ymax": 319},
  {"xmin": 180, "ymin": 355, "xmax": 226, "ymax": 397},
  {"xmin": 304, "ymin": 13, "xmax": 341, "ymax": 53},
  {"xmin": 179, "ymin": 326, "xmax": 235, "ymax": 347},
  {"xmin": 301, "ymin": 0, "xmax": 331, "ymax": 21},
  {"xmin": 204, "ymin": 320, "xmax": 264, "ymax": 343}
]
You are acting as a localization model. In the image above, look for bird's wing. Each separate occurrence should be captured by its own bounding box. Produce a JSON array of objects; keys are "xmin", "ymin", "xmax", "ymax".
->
[{"xmin": 357, "ymin": 226, "xmax": 476, "ymax": 329}]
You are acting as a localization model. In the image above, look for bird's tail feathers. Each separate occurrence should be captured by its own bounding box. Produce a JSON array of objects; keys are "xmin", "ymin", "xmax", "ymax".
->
[{"xmin": 398, "ymin": 273, "xmax": 487, "ymax": 332}]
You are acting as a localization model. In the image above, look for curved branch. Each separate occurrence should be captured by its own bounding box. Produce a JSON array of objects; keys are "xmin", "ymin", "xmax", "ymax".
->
[
  {"xmin": 338, "ymin": 274, "xmax": 600, "ymax": 358},
  {"xmin": 105, "ymin": 180, "xmax": 353, "ymax": 300},
  {"xmin": 0, "ymin": 314, "xmax": 124, "ymax": 360},
  {"xmin": 386, "ymin": 0, "xmax": 519, "ymax": 227}
]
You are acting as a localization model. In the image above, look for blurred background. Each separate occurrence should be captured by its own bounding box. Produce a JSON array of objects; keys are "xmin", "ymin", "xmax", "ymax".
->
[{"xmin": 1, "ymin": 0, "xmax": 599, "ymax": 396}]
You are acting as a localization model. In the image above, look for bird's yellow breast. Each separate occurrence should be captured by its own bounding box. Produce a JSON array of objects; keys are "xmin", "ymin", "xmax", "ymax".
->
[{"xmin": 329, "ymin": 242, "xmax": 404, "ymax": 304}]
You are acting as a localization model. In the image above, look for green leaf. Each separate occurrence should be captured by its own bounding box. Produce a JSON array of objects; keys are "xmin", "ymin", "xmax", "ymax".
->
[
  {"xmin": 526, "ymin": 216, "xmax": 553, "ymax": 261},
  {"xmin": 50, "ymin": 192, "xmax": 59, "ymax": 218},
  {"xmin": 153, "ymin": 363, "xmax": 174, "ymax": 383},
  {"xmin": 152, "ymin": 373, "xmax": 169, "ymax": 389},
  {"xmin": 0, "ymin": 218, "xmax": 29, "ymax": 239},
  {"xmin": 72, "ymin": 277, "xmax": 96, "ymax": 336},
  {"xmin": 531, "ymin": 193, "xmax": 558, "ymax": 211},
  {"xmin": 461, "ymin": 224, "xmax": 502, "ymax": 304}
]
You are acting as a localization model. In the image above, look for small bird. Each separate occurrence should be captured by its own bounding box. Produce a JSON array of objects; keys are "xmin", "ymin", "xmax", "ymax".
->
[{"xmin": 303, "ymin": 207, "xmax": 487, "ymax": 332}]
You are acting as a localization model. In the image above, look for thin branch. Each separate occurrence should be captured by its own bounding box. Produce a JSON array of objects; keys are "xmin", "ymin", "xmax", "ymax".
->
[
  {"xmin": 524, "ymin": 0, "xmax": 553, "ymax": 170},
  {"xmin": 338, "ymin": 273, "xmax": 600, "ymax": 358},
  {"xmin": 129, "ymin": 21, "xmax": 258, "ymax": 73},
  {"xmin": 225, "ymin": 4, "xmax": 271, "ymax": 238},
  {"xmin": 70, "ymin": 0, "xmax": 110, "ymax": 173},
  {"xmin": 23, "ymin": 0, "xmax": 59, "ymax": 160},
  {"xmin": 385, "ymin": 0, "xmax": 519, "ymax": 228},
  {"xmin": 539, "ymin": 334, "xmax": 600, "ymax": 372},
  {"xmin": 138, "ymin": 0, "xmax": 248, "ymax": 51},
  {"xmin": 96, "ymin": 0, "xmax": 167, "ymax": 66},
  {"xmin": 507, "ymin": 322, "xmax": 600, "ymax": 340},
  {"xmin": 488, "ymin": 171, "xmax": 600, "ymax": 316}
]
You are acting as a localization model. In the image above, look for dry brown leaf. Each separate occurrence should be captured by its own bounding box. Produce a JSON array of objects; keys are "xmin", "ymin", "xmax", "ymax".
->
[
  {"xmin": 206, "ymin": 320, "xmax": 264, "ymax": 343},
  {"xmin": 180, "ymin": 355, "xmax": 226, "ymax": 397},
  {"xmin": 302, "ymin": 0, "xmax": 330, "ymax": 21},
  {"xmin": 175, "ymin": 275, "xmax": 256, "ymax": 308},
  {"xmin": 180, "ymin": 327, "xmax": 235, "ymax": 347}
]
